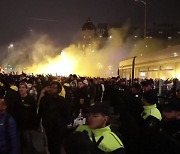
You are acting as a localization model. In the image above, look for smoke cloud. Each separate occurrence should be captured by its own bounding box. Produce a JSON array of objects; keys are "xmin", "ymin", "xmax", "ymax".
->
[{"xmin": 0, "ymin": 26, "xmax": 167, "ymax": 77}]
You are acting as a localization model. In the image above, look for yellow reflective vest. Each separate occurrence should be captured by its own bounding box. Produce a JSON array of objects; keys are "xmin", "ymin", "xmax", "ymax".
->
[
  {"xmin": 10, "ymin": 85, "xmax": 18, "ymax": 92},
  {"xmin": 142, "ymin": 104, "xmax": 162, "ymax": 121},
  {"xmin": 76, "ymin": 125, "xmax": 124, "ymax": 153},
  {"xmin": 59, "ymin": 86, "xmax": 66, "ymax": 98}
]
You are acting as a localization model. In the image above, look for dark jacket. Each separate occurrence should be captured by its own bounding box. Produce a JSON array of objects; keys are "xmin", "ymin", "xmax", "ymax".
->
[
  {"xmin": 5, "ymin": 88, "xmax": 19, "ymax": 121},
  {"xmin": 126, "ymin": 92, "xmax": 143, "ymax": 125},
  {"xmin": 38, "ymin": 95, "xmax": 70, "ymax": 135},
  {"xmin": 17, "ymin": 95, "xmax": 37, "ymax": 130},
  {"xmin": 0, "ymin": 112, "xmax": 19, "ymax": 154}
]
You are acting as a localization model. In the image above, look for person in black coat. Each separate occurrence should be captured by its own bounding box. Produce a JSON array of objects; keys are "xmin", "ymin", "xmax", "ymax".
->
[
  {"xmin": 5, "ymin": 77, "xmax": 19, "ymax": 122},
  {"xmin": 162, "ymin": 101, "xmax": 180, "ymax": 142},
  {"xmin": 17, "ymin": 82, "xmax": 37, "ymax": 154},
  {"xmin": 126, "ymin": 83, "xmax": 143, "ymax": 125},
  {"xmin": 38, "ymin": 81, "xmax": 70, "ymax": 154}
]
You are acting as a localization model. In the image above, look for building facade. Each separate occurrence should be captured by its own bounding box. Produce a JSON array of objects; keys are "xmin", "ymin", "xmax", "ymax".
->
[
  {"xmin": 119, "ymin": 45, "xmax": 180, "ymax": 79},
  {"xmin": 78, "ymin": 18, "xmax": 110, "ymax": 50}
]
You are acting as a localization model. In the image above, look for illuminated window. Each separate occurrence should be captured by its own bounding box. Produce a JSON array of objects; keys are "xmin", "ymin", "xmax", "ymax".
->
[
  {"xmin": 140, "ymin": 72, "xmax": 146, "ymax": 77},
  {"xmin": 168, "ymin": 36, "xmax": 172, "ymax": 40},
  {"xmin": 173, "ymin": 52, "xmax": 178, "ymax": 57}
]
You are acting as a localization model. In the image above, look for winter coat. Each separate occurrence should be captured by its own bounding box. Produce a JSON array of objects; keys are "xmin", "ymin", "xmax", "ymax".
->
[
  {"xmin": 0, "ymin": 112, "xmax": 19, "ymax": 154},
  {"xmin": 16, "ymin": 95, "xmax": 37, "ymax": 130}
]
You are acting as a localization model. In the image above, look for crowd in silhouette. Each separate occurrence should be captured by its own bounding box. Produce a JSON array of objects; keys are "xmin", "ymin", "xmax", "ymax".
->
[{"xmin": 0, "ymin": 73, "xmax": 180, "ymax": 154}]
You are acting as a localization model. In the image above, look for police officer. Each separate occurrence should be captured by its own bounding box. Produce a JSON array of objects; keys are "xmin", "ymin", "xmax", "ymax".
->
[
  {"xmin": 64, "ymin": 103, "xmax": 125, "ymax": 154},
  {"xmin": 140, "ymin": 90, "xmax": 162, "ymax": 154},
  {"xmin": 141, "ymin": 90, "xmax": 162, "ymax": 126}
]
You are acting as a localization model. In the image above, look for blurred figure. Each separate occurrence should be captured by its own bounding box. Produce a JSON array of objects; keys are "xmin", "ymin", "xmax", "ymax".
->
[
  {"xmin": 29, "ymin": 81, "xmax": 38, "ymax": 101},
  {"xmin": 118, "ymin": 83, "xmax": 142, "ymax": 154},
  {"xmin": 127, "ymin": 83, "xmax": 143, "ymax": 124},
  {"xmin": 75, "ymin": 79, "xmax": 89, "ymax": 116},
  {"xmin": 63, "ymin": 82, "xmax": 77, "ymax": 123},
  {"xmin": 162, "ymin": 101, "xmax": 180, "ymax": 141},
  {"xmin": 0, "ymin": 88, "xmax": 19, "ymax": 154},
  {"xmin": 37, "ymin": 81, "xmax": 51, "ymax": 106},
  {"xmin": 88, "ymin": 79, "xmax": 96, "ymax": 106},
  {"xmin": 113, "ymin": 79, "xmax": 128, "ymax": 115},
  {"xmin": 141, "ymin": 80, "xmax": 153, "ymax": 92},
  {"xmin": 5, "ymin": 77, "xmax": 19, "ymax": 122},
  {"xmin": 94, "ymin": 79, "xmax": 105, "ymax": 103},
  {"xmin": 176, "ymin": 89, "xmax": 180, "ymax": 99},
  {"xmin": 141, "ymin": 80, "xmax": 158, "ymax": 104},
  {"xmin": 170, "ymin": 89, "xmax": 180, "ymax": 102}
]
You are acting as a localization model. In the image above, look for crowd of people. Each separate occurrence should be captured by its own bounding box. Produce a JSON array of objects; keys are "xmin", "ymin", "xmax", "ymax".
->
[{"xmin": 0, "ymin": 73, "xmax": 180, "ymax": 154}]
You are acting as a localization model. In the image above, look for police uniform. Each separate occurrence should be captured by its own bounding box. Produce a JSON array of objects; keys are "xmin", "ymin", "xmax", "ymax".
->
[
  {"xmin": 64, "ymin": 103, "xmax": 125, "ymax": 154},
  {"xmin": 141, "ymin": 104, "xmax": 162, "ymax": 121},
  {"xmin": 76, "ymin": 125, "xmax": 124, "ymax": 153},
  {"xmin": 140, "ymin": 91, "xmax": 163, "ymax": 154}
]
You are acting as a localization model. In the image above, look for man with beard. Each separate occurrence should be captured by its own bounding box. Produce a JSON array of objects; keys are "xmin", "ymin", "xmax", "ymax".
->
[{"xmin": 38, "ymin": 81, "xmax": 69, "ymax": 154}]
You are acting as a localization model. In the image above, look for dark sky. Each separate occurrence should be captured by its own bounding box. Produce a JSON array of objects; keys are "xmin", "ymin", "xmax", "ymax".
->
[{"xmin": 0, "ymin": 0, "xmax": 180, "ymax": 46}]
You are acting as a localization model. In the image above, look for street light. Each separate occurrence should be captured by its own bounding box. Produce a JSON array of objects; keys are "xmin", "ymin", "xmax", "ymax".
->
[
  {"xmin": 8, "ymin": 44, "xmax": 14, "ymax": 49},
  {"xmin": 8, "ymin": 44, "xmax": 14, "ymax": 53},
  {"xmin": 135, "ymin": 0, "xmax": 147, "ymax": 40}
]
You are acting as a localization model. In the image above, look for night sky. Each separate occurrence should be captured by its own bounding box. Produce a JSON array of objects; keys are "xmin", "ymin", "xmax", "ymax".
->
[{"xmin": 0, "ymin": 0, "xmax": 180, "ymax": 46}]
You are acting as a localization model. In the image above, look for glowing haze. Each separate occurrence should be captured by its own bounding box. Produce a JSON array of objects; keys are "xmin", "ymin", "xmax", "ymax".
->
[
  {"xmin": 30, "ymin": 28, "xmax": 129, "ymax": 77},
  {"xmin": 1, "ymin": 27, "xmax": 166, "ymax": 77},
  {"xmin": 1, "ymin": 28, "xmax": 128, "ymax": 77}
]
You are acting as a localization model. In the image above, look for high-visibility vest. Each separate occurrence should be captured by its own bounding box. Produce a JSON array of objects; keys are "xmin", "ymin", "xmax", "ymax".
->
[
  {"xmin": 59, "ymin": 86, "xmax": 66, "ymax": 98},
  {"xmin": 142, "ymin": 104, "xmax": 162, "ymax": 121},
  {"xmin": 10, "ymin": 85, "xmax": 18, "ymax": 92},
  {"xmin": 76, "ymin": 125, "xmax": 124, "ymax": 152}
]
